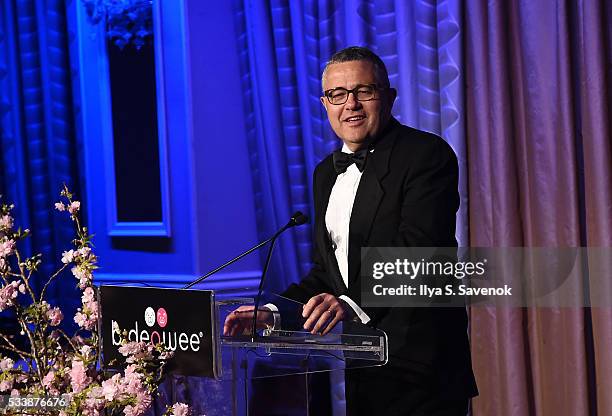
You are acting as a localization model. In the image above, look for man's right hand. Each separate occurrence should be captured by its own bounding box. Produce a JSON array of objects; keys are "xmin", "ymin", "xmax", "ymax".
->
[{"xmin": 223, "ymin": 305, "xmax": 274, "ymax": 337}]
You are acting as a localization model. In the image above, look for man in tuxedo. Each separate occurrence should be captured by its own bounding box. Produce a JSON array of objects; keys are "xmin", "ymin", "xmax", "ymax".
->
[{"xmin": 225, "ymin": 46, "xmax": 477, "ymax": 415}]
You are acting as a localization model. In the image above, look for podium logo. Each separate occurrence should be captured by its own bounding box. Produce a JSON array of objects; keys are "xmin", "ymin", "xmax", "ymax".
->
[
  {"xmin": 112, "ymin": 307, "xmax": 203, "ymax": 352},
  {"xmin": 157, "ymin": 308, "xmax": 168, "ymax": 327},
  {"xmin": 144, "ymin": 307, "xmax": 155, "ymax": 327}
]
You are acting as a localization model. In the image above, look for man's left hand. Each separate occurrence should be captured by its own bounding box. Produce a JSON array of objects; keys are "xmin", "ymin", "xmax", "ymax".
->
[{"xmin": 302, "ymin": 293, "xmax": 354, "ymax": 335}]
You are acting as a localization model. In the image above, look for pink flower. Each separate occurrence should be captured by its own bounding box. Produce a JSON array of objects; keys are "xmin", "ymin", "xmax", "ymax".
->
[
  {"xmin": 123, "ymin": 364, "xmax": 139, "ymax": 378},
  {"xmin": 61, "ymin": 250, "xmax": 75, "ymax": 264},
  {"xmin": 0, "ymin": 357, "xmax": 14, "ymax": 372},
  {"xmin": 118, "ymin": 341, "xmax": 155, "ymax": 364},
  {"xmin": 123, "ymin": 404, "xmax": 141, "ymax": 416},
  {"xmin": 0, "ymin": 379, "xmax": 13, "ymax": 392},
  {"xmin": 78, "ymin": 247, "xmax": 97, "ymax": 266},
  {"xmin": 42, "ymin": 370, "xmax": 55, "ymax": 388},
  {"xmin": 76, "ymin": 293, "xmax": 95, "ymax": 328},
  {"xmin": 74, "ymin": 311, "xmax": 93, "ymax": 330},
  {"xmin": 72, "ymin": 266, "xmax": 93, "ymax": 288},
  {"xmin": 69, "ymin": 359, "xmax": 90, "ymax": 393},
  {"xmin": 123, "ymin": 393, "xmax": 152, "ymax": 416},
  {"xmin": 74, "ymin": 303, "xmax": 97, "ymax": 330},
  {"xmin": 0, "ymin": 239, "xmax": 15, "ymax": 257},
  {"xmin": 80, "ymin": 345, "xmax": 94, "ymax": 359},
  {"xmin": 78, "ymin": 246, "xmax": 92, "ymax": 258},
  {"xmin": 68, "ymin": 201, "xmax": 81, "ymax": 214},
  {"xmin": 71, "ymin": 265, "xmax": 83, "ymax": 278},
  {"xmin": 83, "ymin": 386, "xmax": 105, "ymax": 416},
  {"xmin": 0, "ymin": 215, "xmax": 13, "ymax": 230},
  {"xmin": 46, "ymin": 306, "xmax": 64, "ymax": 326},
  {"xmin": 82, "ymin": 287, "xmax": 95, "ymax": 303},
  {"xmin": 118, "ymin": 342, "xmax": 145, "ymax": 356},
  {"xmin": 18, "ymin": 284, "xmax": 25, "ymax": 294},
  {"xmin": 0, "ymin": 258, "xmax": 5, "ymax": 270},
  {"xmin": 101, "ymin": 373, "xmax": 122, "ymax": 401},
  {"xmin": 87, "ymin": 301, "xmax": 99, "ymax": 320},
  {"xmin": 54, "ymin": 202, "xmax": 66, "ymax": 212},
  {"xmin": 171, "ymin": 403, "xmax": 191, "ymax": 416},
  {"xmin": 86, "ymin": 386, "xmax": 103, "ymax": 400},
  {"xmin": 0, "ymin": 281, "xmax": 19, "ymax": 312},
  {"xmin": 123, "ymin": 404, "xmax": 137, "ymax": 416},
  {"xmin": 122, "ymin": 365, "xmax": 144, "ymax": 396}
]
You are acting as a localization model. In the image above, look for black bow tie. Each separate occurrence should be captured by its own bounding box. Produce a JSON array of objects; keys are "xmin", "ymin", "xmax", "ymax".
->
[{"xmin": 332, "ymin": 148, "xmax": 369, "ymax": 173}]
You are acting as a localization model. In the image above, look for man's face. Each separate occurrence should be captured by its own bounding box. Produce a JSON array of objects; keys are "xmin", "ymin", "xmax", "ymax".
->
[{"xmin": 321, "ymin": 60, "xmax": 396, "ymax": 151}]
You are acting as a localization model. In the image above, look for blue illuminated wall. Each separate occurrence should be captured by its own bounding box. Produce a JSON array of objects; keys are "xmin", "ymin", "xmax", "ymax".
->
[
  {"xmin": 187, "ymin": 0, "xmax": 262, "ymax": 289},
  {"xmin": 68, "ymin": 0, "xmax": 262, "ymax": 296}
]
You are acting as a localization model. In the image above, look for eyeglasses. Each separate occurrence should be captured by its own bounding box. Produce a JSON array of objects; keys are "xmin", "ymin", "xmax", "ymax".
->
[{"xmin": 323, "ymin": 84, "xmax": 383, "ymax": 105}]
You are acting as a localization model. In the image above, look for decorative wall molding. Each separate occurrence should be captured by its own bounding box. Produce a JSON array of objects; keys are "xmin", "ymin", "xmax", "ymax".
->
[
  {"xmin": 67, "ymin": 0, "xmax": 201, "ymax": 279},
  {"xmin": 71, "ymin": 0, "xmax": 172, "ymax": 238},
  {"xmin": 106, "ymin": 0, "xmax": 171, "ymax": 237}
]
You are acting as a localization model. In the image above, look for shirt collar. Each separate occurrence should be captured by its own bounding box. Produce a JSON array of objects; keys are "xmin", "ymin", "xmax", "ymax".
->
[{"xmin": 341, "ymin": 143, "xmax": 375, "ymax": 154}]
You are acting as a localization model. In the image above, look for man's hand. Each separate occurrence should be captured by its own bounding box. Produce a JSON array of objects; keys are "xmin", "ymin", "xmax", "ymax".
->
[
  {"xmin": 223, "ymin": 305, "xmax": 274, "ymax": 337},
  {"xmin": 302, "ymin": 293, "xmax": 355, "ymax": 335}
]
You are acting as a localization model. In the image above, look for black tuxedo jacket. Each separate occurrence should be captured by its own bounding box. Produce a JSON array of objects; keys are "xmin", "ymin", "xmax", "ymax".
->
[{"xmin": 283, "ymin": 118, "xmax": 477, "ymax": 400}]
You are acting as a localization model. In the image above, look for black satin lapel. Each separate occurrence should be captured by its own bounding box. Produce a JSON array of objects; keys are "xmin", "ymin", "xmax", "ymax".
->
[
  {"xmin": 349, "ymin": 166, "xmax": 384, "ymax": 254},
  {"xmin": 315, "ymin": 165, "xmax": 337, "ymax": 256},
  {"xmin": 314, "ymin": 163, "xmax": 347, "ymax": 293},
  {"xmin": 347, "ymin": 128, "xmax": 396, "ymax": 285}
]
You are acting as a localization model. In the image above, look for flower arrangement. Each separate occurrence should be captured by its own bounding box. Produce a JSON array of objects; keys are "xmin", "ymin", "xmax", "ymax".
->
[
  {"xmin": 0, "ymin": 186, "xmax": 190, "ymax": 415},
  {"xmin": 81, "ymin": 0, "xmax": 153, "ymax": 49}
]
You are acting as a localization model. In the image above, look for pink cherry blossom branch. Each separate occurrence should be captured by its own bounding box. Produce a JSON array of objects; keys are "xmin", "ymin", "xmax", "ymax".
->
[
  {"xmin": 0, "ymin": 332, "xmax": 33, "ymax": 361},
  {"xmin": 13, "ymin": 249, "xmax": 37, "ymax": 304},
  {"xmin": 54, "ymin": 327, "xmax": 79, "ymax": 353},
  {"xmin": 39, "ymin": 263, "xmax": 68, "ymax": 302}
]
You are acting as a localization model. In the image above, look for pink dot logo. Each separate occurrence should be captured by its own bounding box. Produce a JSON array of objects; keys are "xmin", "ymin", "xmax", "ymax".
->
[{"xmin": 156, "ymin": 308, "xmax": 168, "ymax": 328}]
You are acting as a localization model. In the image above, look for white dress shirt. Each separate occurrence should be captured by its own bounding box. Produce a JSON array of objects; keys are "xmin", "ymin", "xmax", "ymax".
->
[
  {"xmin": 325, "ymin": 144, "xmax": 371, "ymax": 324},
  {"xmin": 265, "ymin": 144, "xmax": 372, "ymax": 328}
]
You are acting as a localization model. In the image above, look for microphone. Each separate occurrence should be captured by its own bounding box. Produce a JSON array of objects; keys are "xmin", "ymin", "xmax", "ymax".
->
[
  {"xmin": 183, "ymin": 212, "xmax": 308, "ymax": 290},
  {"xmin": 289, "ymin": 211, "xmax": 308, "ymax": 227}
]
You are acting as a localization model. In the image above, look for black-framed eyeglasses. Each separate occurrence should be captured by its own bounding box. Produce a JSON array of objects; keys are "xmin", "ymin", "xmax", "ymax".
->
[{"xmin": 323, "ymin": 84, "xmax": 383, "ymax": 105}]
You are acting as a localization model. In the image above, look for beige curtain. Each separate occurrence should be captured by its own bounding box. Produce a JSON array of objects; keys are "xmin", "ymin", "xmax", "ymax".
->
[{"xmin": 465, "ymin": 1, "xmax": 612, "ymax": 415}]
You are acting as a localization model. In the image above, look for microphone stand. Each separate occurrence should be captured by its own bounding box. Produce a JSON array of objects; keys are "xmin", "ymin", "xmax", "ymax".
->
[
  {"xmin": 183, "ymin": 213, "xmax": 308, "ymax": 340},
  {"xmin": 251, "ymin": 236, "xmax": 279, "ymax": 341},
  {"xmin": 183, "ymin": 235, "xmax": 277, "ymax": 290}
]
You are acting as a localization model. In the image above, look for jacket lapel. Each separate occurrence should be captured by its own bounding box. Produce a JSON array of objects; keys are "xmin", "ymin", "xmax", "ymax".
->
[
  {"xmin": 347, "ymin": 120, "xmax": 398, "ymax": 285},
  {"xmin": 314, "ymin": 159, "xmax": 347, "ymax": 293},
  {"xmin": 315, "ymin": 158, "xmax": 336, "ymax": 254}
]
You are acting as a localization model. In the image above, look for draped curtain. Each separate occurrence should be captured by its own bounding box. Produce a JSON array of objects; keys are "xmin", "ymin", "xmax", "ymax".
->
[
  {"xmin": 466, "ymin": 1, "xmax": 611, "ymax": 415},
  {"xmin": 0, "ymin": 0, "xmax": 81, "ymax": 318},
  {"xmin": 236, "ymin": 1, "xmax": 612, "ymax": 415},
  {"xmin": 233, "ymin": 0, "xmax": 467, "ymax": 294}
]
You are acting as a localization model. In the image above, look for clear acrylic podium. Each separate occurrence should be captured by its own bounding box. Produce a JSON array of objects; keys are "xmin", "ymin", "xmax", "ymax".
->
[{"xmin": 158, "ymin": 292, "xmax": 388, "ymax": 416}]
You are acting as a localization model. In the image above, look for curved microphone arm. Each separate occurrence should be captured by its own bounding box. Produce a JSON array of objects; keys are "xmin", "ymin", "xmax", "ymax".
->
[{"xmin": 183, "ymin": 212, "xmax": 308, "ymax": 291}]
